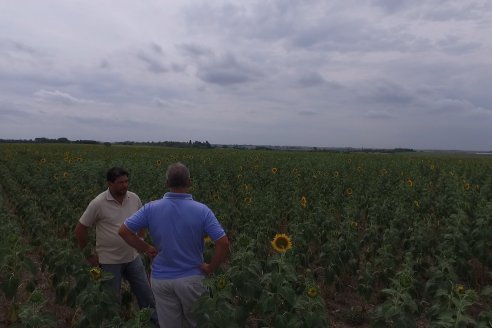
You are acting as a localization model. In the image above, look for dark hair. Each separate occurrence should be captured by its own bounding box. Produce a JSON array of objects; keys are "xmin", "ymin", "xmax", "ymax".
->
[
  {"xmin": 107, "ymin": 167, "xmax": 129, "ymax": 182},
  {"xmin": 166, "ymin": 162, "xmax": 190, "ymax": 188}
]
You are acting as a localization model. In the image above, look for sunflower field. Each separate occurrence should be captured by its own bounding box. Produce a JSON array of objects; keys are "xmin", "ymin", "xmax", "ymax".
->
[{"xmin": 0, "ymin": 143, "xmax": 491, "ymax": 327}]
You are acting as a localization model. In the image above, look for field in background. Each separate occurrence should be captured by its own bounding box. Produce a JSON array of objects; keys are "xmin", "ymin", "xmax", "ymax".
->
[{"xmin": 0, "ymin": 143, "xmax": 491, "ymax": 327}]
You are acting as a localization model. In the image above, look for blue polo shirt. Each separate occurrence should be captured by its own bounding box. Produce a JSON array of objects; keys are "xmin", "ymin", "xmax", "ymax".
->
[{"xmin": 124, "ymin": 192, "xmax": 226, "ymax": 279}]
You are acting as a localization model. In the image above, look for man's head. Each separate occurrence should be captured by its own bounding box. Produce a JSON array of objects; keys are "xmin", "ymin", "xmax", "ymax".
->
[
  {"xmin": 166, "ymin": 162, "xmax": 191, "ymax": 189},
  {"xmin": 107, "ymin": 167, "xmax": 129, "ymax": 197}
]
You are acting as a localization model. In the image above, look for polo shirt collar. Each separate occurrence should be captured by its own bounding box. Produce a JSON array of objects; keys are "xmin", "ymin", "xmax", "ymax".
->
[
  {"xmin": 105, "ymin": 189, "xmax": 128, "ymax": 202},
  {"xmin": 164, "ymin": 192, "xmax": 193, "ymax": 200}
]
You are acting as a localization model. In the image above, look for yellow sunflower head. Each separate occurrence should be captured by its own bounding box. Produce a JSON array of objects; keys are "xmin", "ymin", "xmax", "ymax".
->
[
  {"xmin": 204, "ymin": 235, "xmax": 213, "ymax": 245},
  {"xmin": 242, "ymin": 184, "xmax": 253, "ymax": 191},
  {"xmin": 271, "ymin": 167, "xmax": 278, "ymax": 174},
  {"xmin": 244, "ymin": 196, "xmax": 252, "ymax": 204},
  {"xmin": 300, "ymin": 196, "xmax": 308, "ymax": 208},
  {"xmin": 271, "ymin": 233, "xmax": 293, "ymax": 253},
  {"xmin": 345, "ymin": 188, "xmax": 353, "ymax": 196},
  {"xmin": 454, "ymin": 284, "xmax": 465, "ymax": 295},
  {"xmin": 63, "ymin": 172, "xmax": 70, "ymax": 178},
  {"xmin": 90, "ymin": 267, "xmax": 102, "ymax": 281},
  {"xmin": 215, "ymin": 275, "xmax": 228, "ymax": 290},
  {"xmin": 406, "ymin": 179, "xmax": 414, "ymax": 187},
  {"xmin": 306, "ymin": 286, "xmax": 319, "ymax": 298},
  {"xmin": 463, "ymin": 183, "xmax": 470, "ymax": 191},
  {"xmin": 156, "ymin": 160, "xmax": 162, "ymax": 166}
]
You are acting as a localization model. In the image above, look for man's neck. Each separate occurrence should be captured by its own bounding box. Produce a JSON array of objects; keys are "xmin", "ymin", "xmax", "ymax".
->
[
  {"xmin": 110, "ymin": 190, "xmax": 126, "ymax": 204},
  {"xmin": 170, "ymin": 187, "xmax": 188, "ymax": 194}
]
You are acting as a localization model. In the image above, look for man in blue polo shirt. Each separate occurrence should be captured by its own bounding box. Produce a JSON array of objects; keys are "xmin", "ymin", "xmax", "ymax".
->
[{"xmin": 119, "ymin": 162, "xmax": 230, "ymax": 327}]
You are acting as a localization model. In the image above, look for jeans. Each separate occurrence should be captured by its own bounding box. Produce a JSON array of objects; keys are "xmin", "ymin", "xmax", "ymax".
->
[{"xmin": 101, "ymin": 256, "xmax": 158, "ymax": 326}]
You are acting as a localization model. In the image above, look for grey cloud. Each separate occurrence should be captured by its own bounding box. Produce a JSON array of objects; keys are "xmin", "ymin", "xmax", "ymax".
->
[
  {"xmin": 422, "ymin": 2, "xmax": 492, "ymax": 21},
  {"xmin": 33, "ymin": 89, "xmax": 94, "ymax": 106},
  {"xmin": 196, "ymin": 53, "xmax": 260, "ymax": 86},
  {"xmin": 359, "ymin": 81, "xmax": 416, "ymax": 106},
  {"xmin": 150, "ymin": 43, "xmax": 164, "ymax": 55},
  {"xmin": 431, "ymin": 98, "xmax": 492, "ymax": 117},
  {"xmin": 365, "ymin": 110, "xmax": 393, "ymax": 119},
  {"xmin": 298, "ymin": 109, "xmax": 318, "ymax": 116},
  {"xmin": 436, "ymin": 36, "xmax": 481, "ymax": 55},
  {"xmin": 183, "ymin": 1, "xmax": 303, "ymax": 42},
  {"xmin": 67, "ymin": 115, "xmax": 156, "ymax": 130},
  {"xmin": 296, "ymin": 72, "xmax": 325, "ymax": 87},
  {"xmin": 177, "ymin": 43, "xmax": 213, "ymax": 58},
  {"xmin": 137, "ymin": 52, "xmax": 167, "ymax": 73},
  {"xmin": 99, "ymin": 59, "xmax": 110, "ymax": 69},
  {"xmin": 289, "ymin": 20, "xmax": 432, "ymax": 53},
  {"xmin": 0, "ymin": 38, "xmax": 37, "ymax": 55},
  {"xmin": 137, "ymin": 43, "xmax": 168, "ymax": 74},
  {"xmin": 153, "ymin": 97, "xmax": 193, "ymax": 108},
  {"xmin": 0, "ymin": 106, "xmax": 32, "ymax": 119}
]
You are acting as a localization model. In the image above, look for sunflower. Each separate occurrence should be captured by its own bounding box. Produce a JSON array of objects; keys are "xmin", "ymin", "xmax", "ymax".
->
[
  {"xmin": 63, "ymin": 172, "xmax": 70, "ymax": 178},
  {"xmin": 40, "ymin": 158, "xmax": 47, "ymax": 164},
  {"xmin": 463, "ymin": 182, "xmax": 470, "ymax": 191},
  {"xmin": 156, "ymin": 160, "xmax": 162, "ymax": 166},
  {"xmin": 271, "ymin": 167, "xmax": 278, "ymax": 174},
  {"xmin": 215, "ymin": 275, "xmax": 228, "ymax": 290},
  {"xmin": 345, "ymin": 188, "xmax": 353, "ymax": 196},
  {"xmin": 244, "ymin": 196, "xmax": 252, "ymax": 204},
  {"xmin": 300, "ymin": 196, "xmax": 308, "ymax": 208},
  {"xmin": 351, "ymin": 221, "xmax": 358, "ymax": 229},
  {"xmin": 454, "ymin": 284, "xmax": 465, "ymax": 295},
  {"xmin": 242, "ymin": 184, "xmax": 253, "ymax": 191},
  {"xmin": 414, "ymin": 200, "xmax": 420, "ymax": 208},
  {"xmin": 204, "ymin": 235, "xmax": 213, "ymax": 245},
  {"xmin": 90, "ymin": 267, "xmax": 102, "ymax": 281},
  {"xmin": 306, "ymin": 286, "xmax": 318, "ymax": 298},
  {"xmin": 406, "ymin": 179, "xmax": 414, "ymax": 187},
  {"xmin": 333, "ymin": 171, "xmax": 340, "ymax": 177},
  {"xmin": 271, "ymin": 233, "xmax": 293, "ymax": 253}
]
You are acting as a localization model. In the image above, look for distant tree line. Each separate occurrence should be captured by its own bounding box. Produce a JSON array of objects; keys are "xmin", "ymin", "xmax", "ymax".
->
[
  {"xmin": 114, "ymin": 140, "xmax": 212, "ymax": 149},
  {"xmin": 0, "ymin": 137, "xmax": 214, "ymax": 149},
  {"xmin": 0, "ymin": 138, "xmax": 418, "ymax": 153}
]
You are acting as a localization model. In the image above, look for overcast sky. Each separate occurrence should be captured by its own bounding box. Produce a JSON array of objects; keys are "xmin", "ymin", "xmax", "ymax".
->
[{"xmin": 1, "ymin": 1, "xmax": 491, "ymax": 150}]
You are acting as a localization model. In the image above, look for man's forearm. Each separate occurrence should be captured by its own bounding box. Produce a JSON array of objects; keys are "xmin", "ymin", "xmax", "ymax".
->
[
  {"xmin": 209, "ymin": 236, "xmax": 230, "ymax": 271},
  {"xmin": 119, "ymin": 224, "xmax": 150, "ymax": 253}
]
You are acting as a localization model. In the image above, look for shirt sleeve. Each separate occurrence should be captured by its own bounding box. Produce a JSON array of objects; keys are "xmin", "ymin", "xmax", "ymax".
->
[
  {"xmin": 79, "ymin": 199, "xmax": 99, "ymax": 227},
  {"xmin": 124, "ymin": 205, "xmax": 148, "ymax": 233},
  {"xmin": 203, "ymin": 208, "xmax": 226, "ymax": 241}
]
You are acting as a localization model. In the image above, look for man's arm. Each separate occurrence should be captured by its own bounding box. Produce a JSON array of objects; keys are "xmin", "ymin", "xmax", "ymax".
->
[
  {"xmin": 118, "ymin": 224, "xmax": 157, "ymax": 257},
  {"xmin": 200, "ymin": 235, "xmax": 230, "ymax": 274},
  {"xmin": 74, "ymin": 222, "xmax": 99, "ymax": 266}
]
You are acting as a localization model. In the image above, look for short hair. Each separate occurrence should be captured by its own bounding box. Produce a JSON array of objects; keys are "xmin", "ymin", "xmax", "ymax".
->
[
  {"xmin": 166, "ymin": 162, "xmax": 190, "ymax": 188},
  {"xmin": 107, "ymin": 167, "xmax": 129, "ymax": 182}
]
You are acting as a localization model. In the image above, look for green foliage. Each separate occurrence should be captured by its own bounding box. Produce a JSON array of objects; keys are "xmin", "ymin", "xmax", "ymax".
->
[
  {"xmin": 1, "ymin": 144, "xmax": 491, "ymax": 325},
  {"xmin": 11, "ymin": 289, "xmax": 57, "ymax": 328}
]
